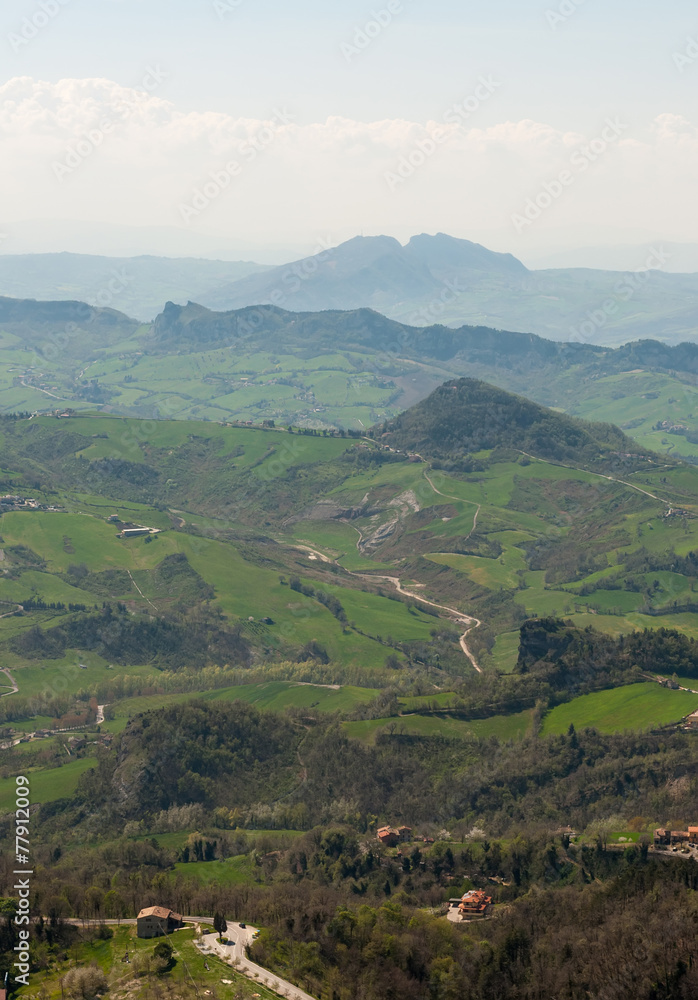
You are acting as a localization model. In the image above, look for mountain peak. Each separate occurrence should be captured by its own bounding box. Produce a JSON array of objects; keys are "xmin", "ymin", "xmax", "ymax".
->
[{"xmin": 405, "ymin": 233, "xmax": 527, "ymax": 275}]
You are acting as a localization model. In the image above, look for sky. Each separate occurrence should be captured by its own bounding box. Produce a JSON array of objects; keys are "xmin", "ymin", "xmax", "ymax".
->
[{"xmin": 1, "ymin": 0, "xmax": 697, "ymax": 261}]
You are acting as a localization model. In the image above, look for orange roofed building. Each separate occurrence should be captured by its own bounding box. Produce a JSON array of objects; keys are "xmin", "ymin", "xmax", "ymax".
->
[
  {"xmin": 451, "ymin": 890, "xmax": 493, "ymax": 919},
  {"xmin": 377, "ymin": 825, "xmax": 413, "ymax": 847}
]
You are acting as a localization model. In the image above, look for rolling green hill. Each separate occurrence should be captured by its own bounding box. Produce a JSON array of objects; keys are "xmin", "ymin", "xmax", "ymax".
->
[
  {"xmin": 370, "ymin": 378, "xmax": 647, "ymax": 473},
  {"xmin": 0, "ymin": 375, "xmax": 694, "ymax": 719}
]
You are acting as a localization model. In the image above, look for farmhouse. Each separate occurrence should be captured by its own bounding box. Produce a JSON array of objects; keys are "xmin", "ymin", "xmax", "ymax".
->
[
  {"xmin": 654, "ymin": 827, "xmax": 698, "ymax": 847},
  {"xmin": 136, "ymin": 906, "xmax": 184, "ymax": 938},
  {"xmin": 377, "ymin": 825, "xmax": 412, "ymax": 847}
]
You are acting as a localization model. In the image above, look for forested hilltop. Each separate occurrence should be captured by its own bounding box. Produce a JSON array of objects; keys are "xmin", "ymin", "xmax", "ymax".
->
[
  {"xmin": 369, "ymin": 377, "xmax": 647, "ymax": 472},
  {"xmin": 0, "ymin": 379, "xmax": 697, "ymax": 998}
]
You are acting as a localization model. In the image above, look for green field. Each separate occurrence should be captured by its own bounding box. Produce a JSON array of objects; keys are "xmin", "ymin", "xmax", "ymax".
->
[
  {"xmin": 542, "ymin": 683, "xmax": 698, "ymax": 736},
  {"xmin": 202, "ymin": 680, "xmax": 379, "ymax": 713},
  {"xmin": 488, "ymin": 631, "xmax": 521, "ymax": 672},
  {"xmin": 343, "ymin": 709, "xmax": 533, "ymax": 744},
  {"xmin": 0, "ymin": 756, "xmax": 97, "ymax": 813},
  {"xmin": 102, "ymin": 682, "xmax": 380, "ymax": 727},
  {"xmin": 171, "ymin": 854, "xmax": 257, "ymax": 886}
]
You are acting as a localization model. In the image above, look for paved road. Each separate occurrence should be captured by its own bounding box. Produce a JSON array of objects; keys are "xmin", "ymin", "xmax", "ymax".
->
[{"xmin": 198, "ymin": 926, "xmax": 318, "ymax": 1000}]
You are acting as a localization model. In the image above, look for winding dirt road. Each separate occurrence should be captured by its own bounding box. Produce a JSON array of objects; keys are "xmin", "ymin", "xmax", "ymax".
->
[
  {"xmin": 126, "ymin": 570, "xmax": 158, "ymax": 612},
  {"xmin": 0, "ymin": 668, "xmax": 18, "ymax": 696},
  {"xmin": 423, "ymin": 470, "xmax": 481, "ymax": 541},
  {"xmin": 350, "ymin": 568, "xmax": 482, "ymax": 674},
  {"xmin": 517, "ymin": 451, "xmax": 674, "ymax": 507},
  {"xmin": 0, "ymin": 602, "xmax": 23, "ymax": 620},
  {"xmin": 289, "ymin": 465, "xmax": 486, "ymax": 672}
]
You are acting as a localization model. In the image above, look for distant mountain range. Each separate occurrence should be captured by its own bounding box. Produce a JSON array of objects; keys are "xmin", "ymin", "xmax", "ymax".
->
[
  {"xmin": 0, "ymin": 254, "xmax": 270, "ymax": 323},
  {"xmin": 523, "ymin": 241, "xmax": 698, "ymax": 273},
  {"xmin": 2, "ymin": 233, "xmax": 698, "ymax": 346}
]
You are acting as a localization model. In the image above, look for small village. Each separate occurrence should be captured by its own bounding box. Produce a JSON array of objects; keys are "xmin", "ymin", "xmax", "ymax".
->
[
  {"xmin": 653, "ymin": 826, "xmax": 698, "ymax": 856},
  {"xmin": 0, "ymin": 495, "xmax": 62, "ymax": 513}
]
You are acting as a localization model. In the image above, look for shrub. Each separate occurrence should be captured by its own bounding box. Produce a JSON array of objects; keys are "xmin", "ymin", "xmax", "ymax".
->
[{"xmin": 63, "ymin": 965, "xmax": 108, "ymax": 999}]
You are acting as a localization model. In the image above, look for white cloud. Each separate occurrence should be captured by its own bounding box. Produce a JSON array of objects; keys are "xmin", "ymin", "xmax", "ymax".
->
[{"xmin": 1, "ymin": 76, "xmax": 697, "ymax": 252}]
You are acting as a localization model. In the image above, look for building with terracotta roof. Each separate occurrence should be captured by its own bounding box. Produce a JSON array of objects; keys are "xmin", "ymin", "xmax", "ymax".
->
[
  {"xmin": 449, "ymin": 890, "xmax": 493, "ymax": 920},
  {"xmin": 654, "ymin": 827, "xmax": 698, "ymax": 847},
  {"xmin": 137, "ymin": 906, "xmax": 184, "ymax": 938},
  {"xmin": 378, "ymin": 825, "xmax": 413, "ymax": 847}
]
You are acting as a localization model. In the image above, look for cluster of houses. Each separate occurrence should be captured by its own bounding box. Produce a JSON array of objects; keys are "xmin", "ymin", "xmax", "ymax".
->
[
  {"xmin": 0, "ymin": 495, "xmax": 61, "ymax": 512},
  {"xmin": 448, "ymin": 890, "xmax": 493, "ymax": 920},
  {"xmin": 0, "ymin": 728, "xmax": 113, "ymax": 752},
  {"xmin": 654, "ymin": 827, "xmax": 698, "ymax": 848}
]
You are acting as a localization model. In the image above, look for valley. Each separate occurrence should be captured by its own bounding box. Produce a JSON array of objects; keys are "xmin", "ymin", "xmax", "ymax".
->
[{"xmin": 3, "ymin": 359, "xmax": 698, "ymax": 1000}]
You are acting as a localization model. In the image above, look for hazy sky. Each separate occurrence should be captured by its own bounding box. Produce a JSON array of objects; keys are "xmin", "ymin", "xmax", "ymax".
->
[{"xmin": 2, "ymin": 0, "xmax": 698, "ymax": 258}]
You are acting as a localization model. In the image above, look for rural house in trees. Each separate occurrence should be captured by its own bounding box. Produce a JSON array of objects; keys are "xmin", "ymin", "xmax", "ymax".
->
[
  {"xmin": 377, "ymin": 825, "xmax": 413, "ymax": 847},
  {"xmin": 137, "ymin": 906, "xmax": 184, "ymax": 938}
]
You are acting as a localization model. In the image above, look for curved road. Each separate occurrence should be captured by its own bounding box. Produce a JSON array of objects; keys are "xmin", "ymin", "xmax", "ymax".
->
[
  {"xmin": 423, "ymin": 470, "xmax": 481, "ymax": 542},
  {"xmin": 0, "ymin": 668, "xmax": 18, "ymax": 697},
  {"xmin": 350, "ymin": 567, "xmax": 483, "ymax": 674},
  {"xmin": 289, "ymin": 469, "xmax": 485, "ymax": 672},
  {"xmin": 198, "ymin": 926, "xmax": 317, "ymax": 1000},
  {"xmin": 63, "ymin": 918, "xmax": 318, "ymax": 998},
  {"xmin": 517, "ymin": 451, "xmax": 674, "ymax": 507}
]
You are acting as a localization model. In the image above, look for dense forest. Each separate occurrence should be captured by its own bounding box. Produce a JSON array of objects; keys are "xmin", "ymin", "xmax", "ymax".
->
[{"xmin": 4, "ymin": 691, "xmax": 698, "ymax": 998}]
